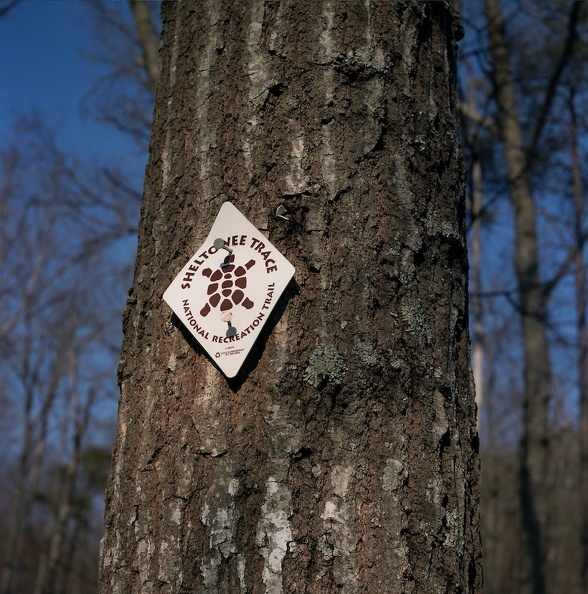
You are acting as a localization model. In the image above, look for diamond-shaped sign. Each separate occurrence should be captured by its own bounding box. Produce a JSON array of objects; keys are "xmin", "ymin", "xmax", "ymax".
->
[{"xmin": 163, "ymin": 202, "xmax": 295, "ymax": 378}]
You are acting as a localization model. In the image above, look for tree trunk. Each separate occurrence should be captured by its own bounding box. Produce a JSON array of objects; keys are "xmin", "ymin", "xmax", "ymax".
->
[
  {"xmin": 470, "ymin": 160, "xmax": 484, "ymax": 436},
  {"xmin": 483, "ymin": 1, "xmax": 551, "ymax": 593},
  {"xmin": 98, "ymin": 1, "xmax": 481, "ymax": 593},
  {"xmin": 570, "ymin": 90, "xmax": 588, "ymax": 594},
  {"xmin": 129, "ymin": 0, "xmax": 161, "ymax": 94},
  {"xmin": 37, "ymin": 346, "xmax": 93, "ymax": 594}
]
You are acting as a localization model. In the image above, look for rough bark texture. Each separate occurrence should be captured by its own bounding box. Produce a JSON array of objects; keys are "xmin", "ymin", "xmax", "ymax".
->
[{"xmin": 99, "ymin": 1, "xmax": 481, "ymax": 593}]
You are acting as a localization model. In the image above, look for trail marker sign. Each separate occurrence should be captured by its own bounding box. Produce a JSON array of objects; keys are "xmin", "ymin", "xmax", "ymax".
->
[{"xmin": 163, "ymin": 202, "xmax": 295, "ymax": 378}]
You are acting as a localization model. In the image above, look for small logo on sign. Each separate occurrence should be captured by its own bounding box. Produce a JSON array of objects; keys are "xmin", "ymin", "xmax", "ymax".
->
[{"xmin": 199, "ymin": 255, "xmax": 256, "ymax": 317}]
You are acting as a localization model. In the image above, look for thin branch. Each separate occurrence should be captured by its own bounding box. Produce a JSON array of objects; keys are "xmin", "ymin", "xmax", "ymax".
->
[
  {"xmin": 528, "ymin": 1, "xmax": 582, "ymax": 156},
  {"xmin": 102, "ymin": 167, "xmax": 143, "ymax": 203},
  {"xmin": 542, "ymin": 230, "xmax": 588, "ymax": 299},
  {"xmin": 458, "ymin": 101, "xmax": 498, "ymax": 136},
  {"xmin": 129, "ymin": 0, "xmax": 161, "ymax": 94},
  {"xmin": 0, "ymin": 0, "xmax": 21, "ymax": 20}
]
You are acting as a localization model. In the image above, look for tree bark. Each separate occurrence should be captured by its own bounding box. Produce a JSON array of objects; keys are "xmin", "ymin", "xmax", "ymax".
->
[{"xmin": 99, "ymin": 1, "xmax": 481, "ymax": 593}]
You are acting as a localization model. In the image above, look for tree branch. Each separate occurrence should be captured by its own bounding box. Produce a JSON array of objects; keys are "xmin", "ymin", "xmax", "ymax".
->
[
  {"xmin": 528, "ymin": 1, "xmax": 582, "ymax": 156},
  {"xmin": 129, "ymin": 0, "xmax": 160, "ymax": 94},
  {"xmin": 0, "ymin": 0, "xmax": 21, "ymax": 20},
  {"xmin": 542, "ymin": 229, "xmax": 588, "ymax": 299},
  {"xmin": 458, "ymin": 101, "xmax": 499, "ymax": 136}
]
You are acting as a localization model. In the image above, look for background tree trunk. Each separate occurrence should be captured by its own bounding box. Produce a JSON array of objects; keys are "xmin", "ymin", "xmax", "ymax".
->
[
  {"xmin": 98, "ymin": 1, "xmax": 481, "ymax": 593},
  {"xmin": 483, "ymin": 1, "xmax": 557, "ymax": 592},
  {"xmin": 129, "ymin": 0, "xmax": 161, "ymax": 93},
  {"xmin": 570, "ymin": 89, "xmax": 588, "ymax": 593}
]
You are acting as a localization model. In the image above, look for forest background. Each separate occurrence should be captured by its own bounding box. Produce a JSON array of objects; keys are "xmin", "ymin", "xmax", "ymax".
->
[{"xmin": 0, "ymin": 1, "xmax": 586, "ymax": 594}]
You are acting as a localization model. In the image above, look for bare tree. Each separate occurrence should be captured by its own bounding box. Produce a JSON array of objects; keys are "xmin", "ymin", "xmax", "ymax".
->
[
  {"xmin": 99, "ymin": 1, "xmax": 481, "ymax": 593},
  {"xmin": 129, "ymin": 0, "xmax": 161, "ymax": 93},
  {"xmin": 483, "ymin": 1, "xmax": 552, "ymax": 590},
  {"xmin": 459, "ymin": 1, "xmax": 588, "ymax": 592},
  {"xmin": 0, "ymin": 1, "xmax": 162, "ymax": 592},
  {"xmin": 82, "ymin": 0, "xmax": 161, "ymax": 147},
  {"xmin": 0, "ymin": 116, "xmax": 142, "ymax": 594},
  {"xmin": 569, "ymin": 86, "xmax": 588, "ymax": 593}
]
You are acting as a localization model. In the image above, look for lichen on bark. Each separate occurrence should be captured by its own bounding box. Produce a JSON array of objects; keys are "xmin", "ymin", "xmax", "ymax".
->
[
  {"xmin": 303, "ymin": 345, "xmax": 347, "ymax": 388},
  {"xmin": 98, "ymin": 2, "xmax": 481, "ymax": 593}
]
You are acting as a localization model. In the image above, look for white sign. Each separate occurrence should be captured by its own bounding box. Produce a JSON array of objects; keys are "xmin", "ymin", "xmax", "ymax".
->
[{"xmin": 163, "ymin": 202, "xmax": 295, "ymax": 378}]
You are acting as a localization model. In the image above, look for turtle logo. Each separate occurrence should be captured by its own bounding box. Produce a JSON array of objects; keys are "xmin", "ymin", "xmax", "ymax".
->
[{"xmin": 199, "ymin": 255, "xmax": 256, "ymax": 317}]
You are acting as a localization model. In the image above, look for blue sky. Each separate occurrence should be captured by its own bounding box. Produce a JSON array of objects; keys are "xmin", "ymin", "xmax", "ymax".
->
[
  {"xmin": 0, "ymin": 0, "xmax": 141, "ymax": 159},
  {"xmin": 0, "ymin": 0, "xmax": 150, "ymax": 444}
]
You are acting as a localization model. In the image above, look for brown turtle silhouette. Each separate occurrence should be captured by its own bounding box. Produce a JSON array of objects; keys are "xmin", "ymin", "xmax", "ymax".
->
[{"xmin": 199, "ymin": 255, "xmax": 256, "ymax": 317}]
